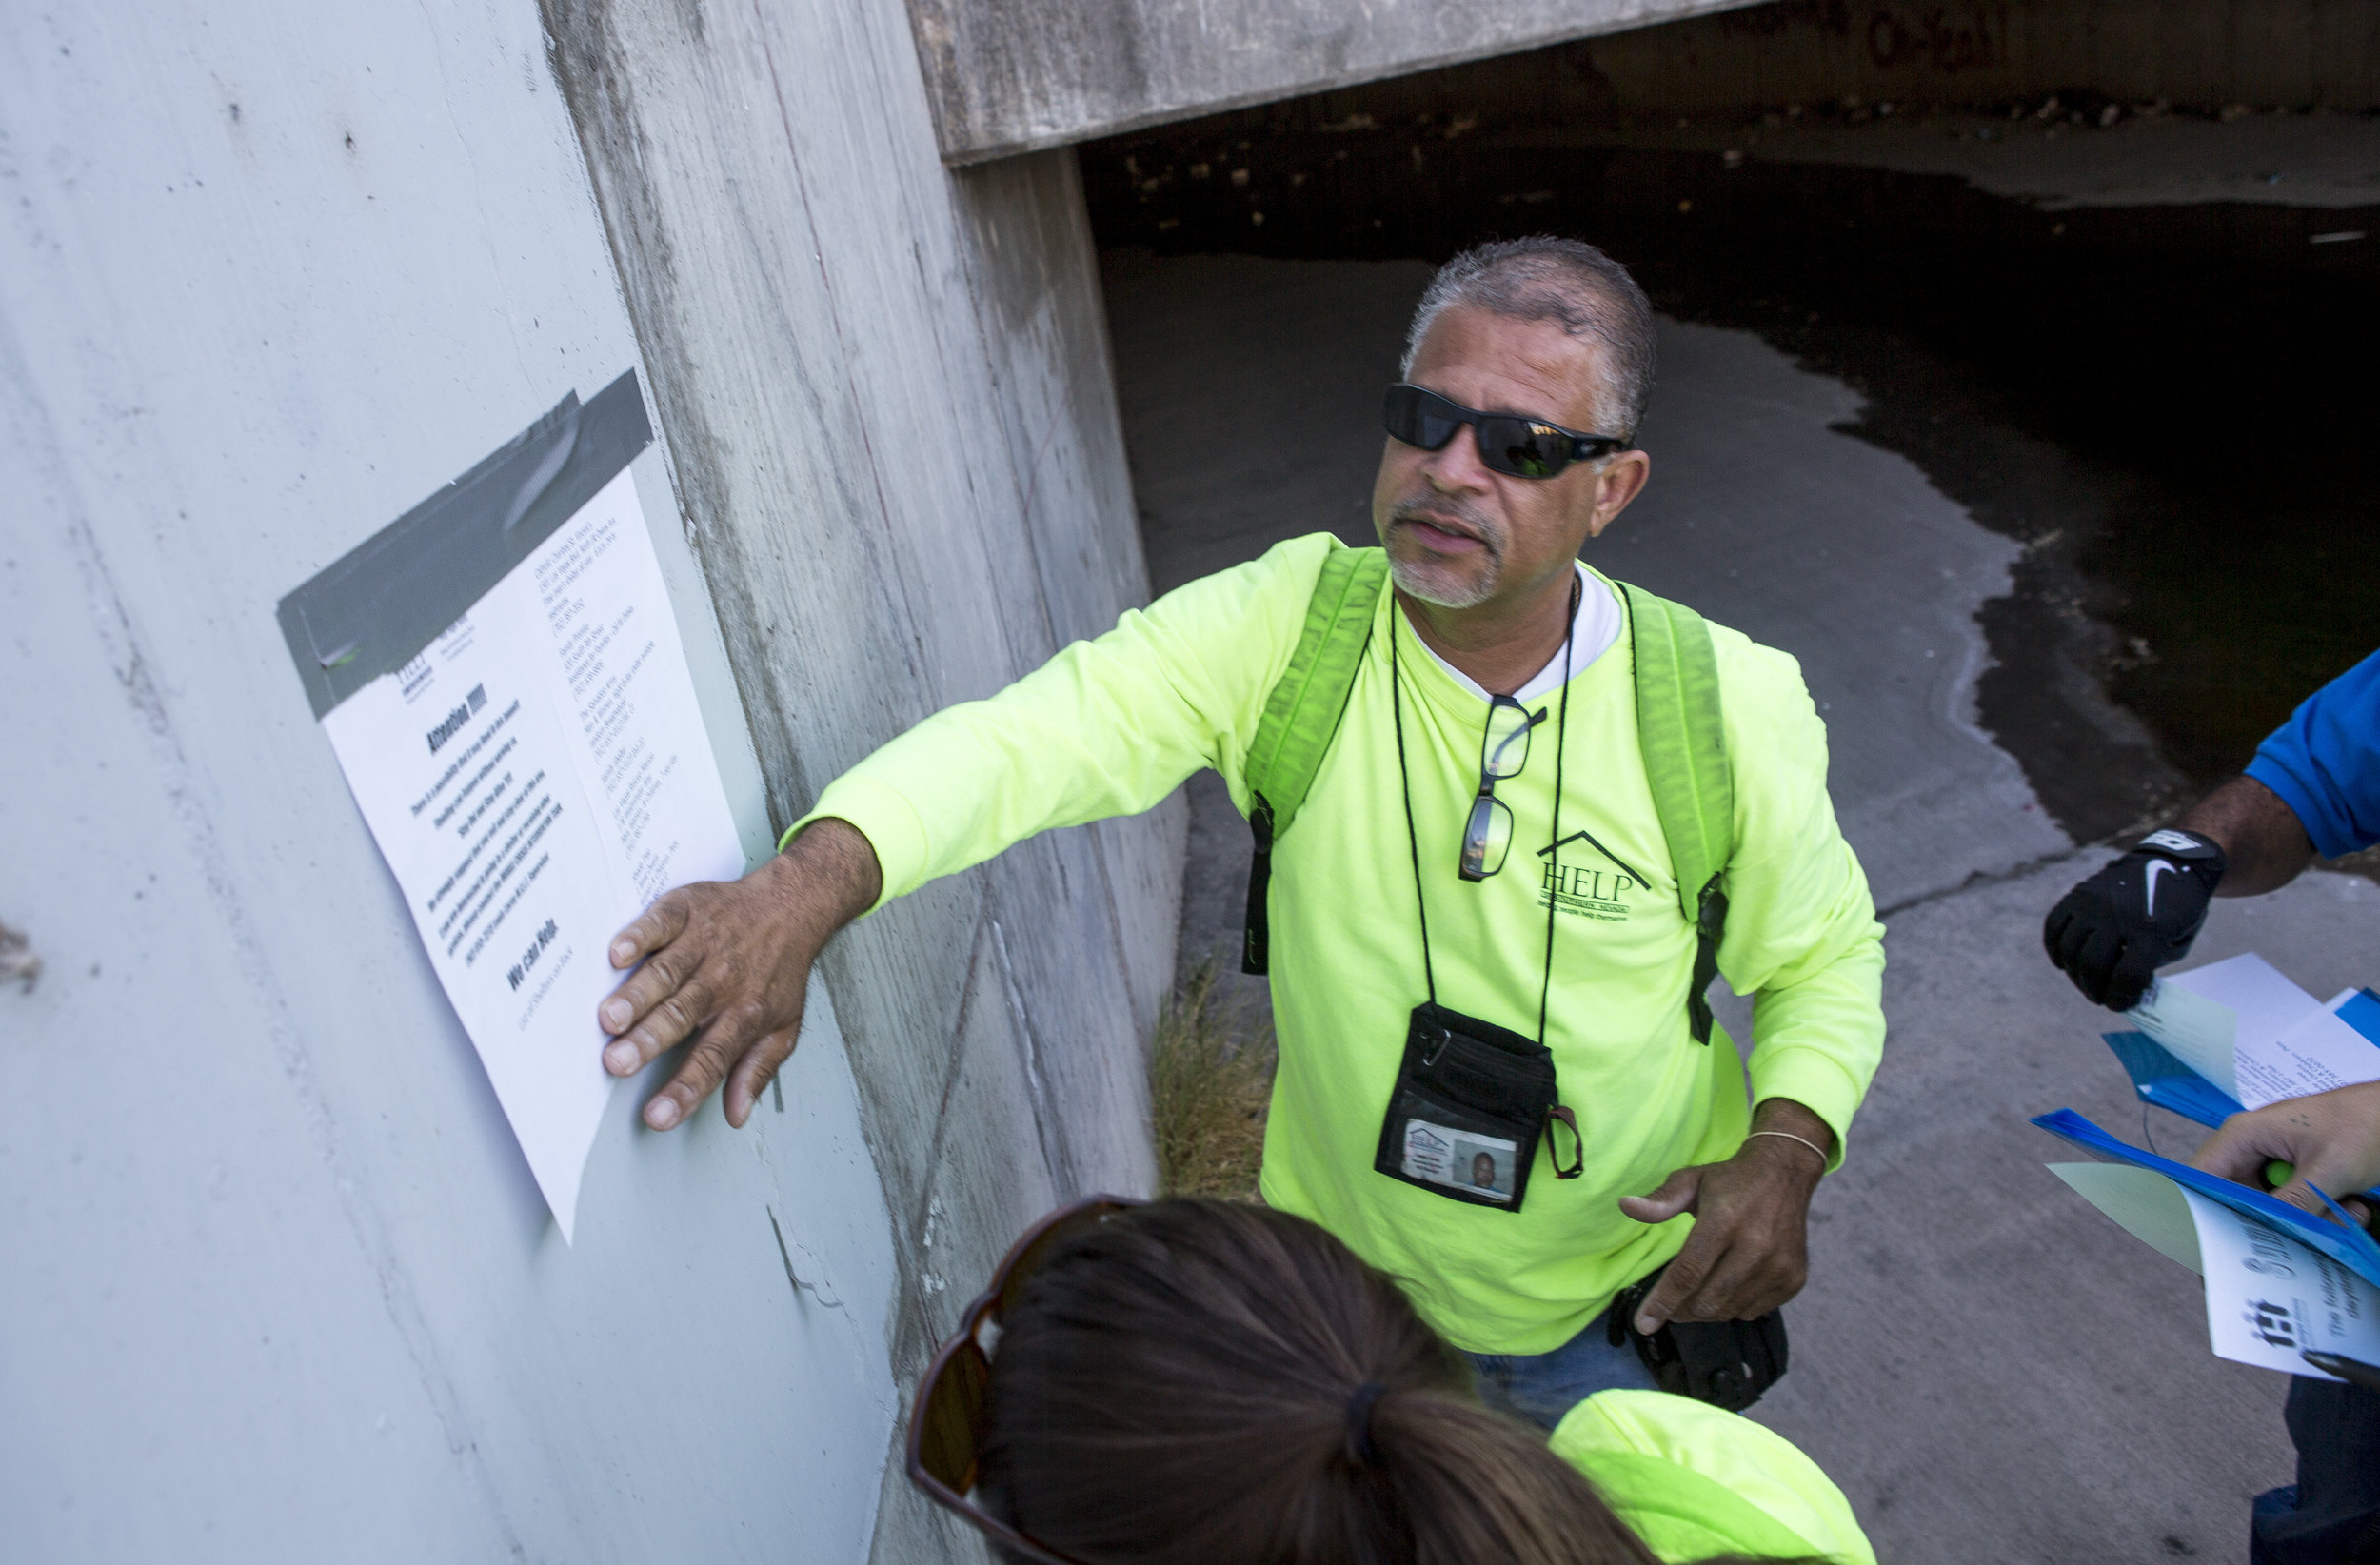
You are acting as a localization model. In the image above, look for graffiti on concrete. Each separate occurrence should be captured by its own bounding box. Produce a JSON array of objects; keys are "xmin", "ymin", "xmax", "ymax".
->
[
  {"xmin": 1716, "ymin": 2, "xmax": 2004, "ymax": 74},
  {"xmin": 1866, "ymin": 8, "xmax": 2004, "ymax": 71},
  {"xmin": 1718, "ymin": 0, "xmax": 1854, "ymax": 39}
]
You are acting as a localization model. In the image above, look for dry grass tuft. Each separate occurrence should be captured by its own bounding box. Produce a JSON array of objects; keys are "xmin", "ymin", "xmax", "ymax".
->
[{"xmin": 1149, "ymin": 958, "xmax": 1277, "ymax": 1201}]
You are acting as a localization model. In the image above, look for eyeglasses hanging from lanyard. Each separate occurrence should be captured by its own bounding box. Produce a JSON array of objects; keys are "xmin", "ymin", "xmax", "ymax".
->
[
  {"xmin": 1462, "ymin": 696, "xmax": 1548, "ymax": 882},
  {"xmin": 1375, "ymin": 573, "xmax": 1590, "ymax": 1208}
]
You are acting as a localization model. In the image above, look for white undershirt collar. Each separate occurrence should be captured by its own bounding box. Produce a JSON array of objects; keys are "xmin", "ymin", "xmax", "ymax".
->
[{"xmin": 1410, "ymin": 564, "xmax": 1621, "ymax": 704}]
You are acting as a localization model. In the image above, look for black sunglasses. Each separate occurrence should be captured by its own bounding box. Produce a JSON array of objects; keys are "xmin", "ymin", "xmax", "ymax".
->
[
  {"xmin": 1383, "ymin": 383, "xmax": 1631, "ymax": 480},
  {"xmin": 905, "ymin": 1196, "xmax": 1147, "ymax": 1565}
]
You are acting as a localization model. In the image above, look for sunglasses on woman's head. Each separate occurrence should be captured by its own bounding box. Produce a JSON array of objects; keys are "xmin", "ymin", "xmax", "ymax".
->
[
  {"xmin": 906, "ymin": 1195, "xmax": 1147, "ymax": 1565},
  {"xmin": 1383, "ymin": 383, "xmax": 1631, "ymax": 481}
]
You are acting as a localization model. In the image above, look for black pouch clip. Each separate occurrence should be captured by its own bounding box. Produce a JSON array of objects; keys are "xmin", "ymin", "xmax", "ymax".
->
[
  {"xmin": 1372, "ymin": 1002, "xmax": 1577, "ymax": 1212},
  {"xmin": 1606, "ymin": 1266, "xmax": 1789, "ymax": 1412}
]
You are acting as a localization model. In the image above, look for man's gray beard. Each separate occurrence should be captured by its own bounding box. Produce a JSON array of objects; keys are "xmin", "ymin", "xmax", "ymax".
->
[
  {"xmin": 1387, "ymin": 552, "xmax": 1498, "ymax": 608},
  {"xmin": 1386, "ymin": 515, "xmax": 1503, "ymax": 608}
]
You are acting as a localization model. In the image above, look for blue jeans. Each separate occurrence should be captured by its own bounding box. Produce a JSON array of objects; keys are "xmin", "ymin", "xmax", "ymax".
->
[
  {"xmin": 2251, "ymin": 1375, "xmax": 2380, "ymax": 1564},
  {"xmin": 1466, "ymin": 1305, "xmax": 1658, "ymax": 1432}
]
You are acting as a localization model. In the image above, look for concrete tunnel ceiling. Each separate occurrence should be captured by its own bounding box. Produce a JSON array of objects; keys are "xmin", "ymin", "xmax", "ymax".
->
[
  {"xmin": 904, "ymin": 0, "xmax": 2380, "ymax": 164},
  {"xmin": 903, "ymin": 0, "xmax": 1766, "ymax": 162}
]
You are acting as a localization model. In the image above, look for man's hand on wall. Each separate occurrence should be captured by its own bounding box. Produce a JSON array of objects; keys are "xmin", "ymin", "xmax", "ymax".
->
[
  {"xmin": 1616, "ymin": 1098, "xmax": 1833, "ymax": 1335},
  {"xmin": 597, "ymin": 819, "xmax": 883, "ymax": 1131}
]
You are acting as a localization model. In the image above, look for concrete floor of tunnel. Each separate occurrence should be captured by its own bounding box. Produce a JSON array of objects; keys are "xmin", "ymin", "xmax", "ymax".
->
[
  {"xmin": 1085, "ymin": 108, "xmax": 2380, "ymax": 833},
  {"xmin": 1101, "ymin": 248, "xmax": 2380, "ymax": 1565}
]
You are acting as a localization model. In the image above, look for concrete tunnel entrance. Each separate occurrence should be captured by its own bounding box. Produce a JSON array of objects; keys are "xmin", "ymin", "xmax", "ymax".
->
[
  {"xmin": 1079, "ymin": 13, "xmax": 2380, "ymax": 857},
  {"xmin": 1065, "ymin": 8, "xmax": 2380, "ymax": 1561}
]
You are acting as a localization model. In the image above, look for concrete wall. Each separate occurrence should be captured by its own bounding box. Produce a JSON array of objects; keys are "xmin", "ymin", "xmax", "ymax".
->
[
  {"xmin": 539, "ymin": 0, "xmax": 1183, "ymax": 1553},
  {"xmin": 1588, "ymin": 0, "xmax": 2380, "ymax": 112},
  {"xmin": 3, "ymin": 2, "xmax": 1172, "ymax": 1562},
  {"xmin": 907, "ymin": 0, "xmax": 1764, "ymax": 163}
]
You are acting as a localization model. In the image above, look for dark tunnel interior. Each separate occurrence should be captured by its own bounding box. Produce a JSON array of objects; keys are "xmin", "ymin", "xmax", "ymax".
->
[{"xmin": 1080, "ymin": 23, "xmax": 2380, "ymax": 850}]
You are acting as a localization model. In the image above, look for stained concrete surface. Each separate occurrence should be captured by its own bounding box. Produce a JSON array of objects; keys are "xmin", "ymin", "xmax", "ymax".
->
[
  {"xmin": 1571, "ymin": 109, "xmax": 2380, "ymax": 212},
  {"xmin": 1106, "ymin": 250, "xmax": 2380, "ymax": 1562},
  {"xmin": 902, "ymin": 0, "xmax": 1758, "ymax": 162},
  {"xmin": 1583, "ymin": 0, "xmax": 2380, "ymax": 126}
]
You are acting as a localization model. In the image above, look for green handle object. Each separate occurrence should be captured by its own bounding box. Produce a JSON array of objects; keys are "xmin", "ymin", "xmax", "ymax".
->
[{"xmin": 2266, "ymin": 1159, "xmax": 2296, "ymax": 1189}]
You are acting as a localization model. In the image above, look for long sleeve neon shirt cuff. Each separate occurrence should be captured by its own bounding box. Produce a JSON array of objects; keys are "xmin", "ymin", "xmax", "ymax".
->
[
  {"xmin": 780, "ymin": 780, "xmax": 924, "ymax": 915},
  {"xmin": 1750, "ymin": 1046, "xmax": 1869, "ymax": 1172}
]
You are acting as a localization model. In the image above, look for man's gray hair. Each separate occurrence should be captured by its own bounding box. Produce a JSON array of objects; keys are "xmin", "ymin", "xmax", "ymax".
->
[{"xmin": 1400, "ymin": 237, "xmax": 1657, "ymax": 442}]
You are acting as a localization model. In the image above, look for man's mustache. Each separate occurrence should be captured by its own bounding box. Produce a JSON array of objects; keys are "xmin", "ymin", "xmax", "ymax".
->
[{"xmin": 1388, "ymin": 500, "xmax": 1504, "ymax": 557}]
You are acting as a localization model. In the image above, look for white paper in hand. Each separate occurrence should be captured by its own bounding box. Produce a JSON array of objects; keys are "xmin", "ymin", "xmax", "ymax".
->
[
  {"xmin": 2048, "ymin": 1162, "xmax": 2207, "ymax": 1273},
  {"xmin": 2129, "ymin": 953, "xmax": 2380, "ymax": 1110},
  {"xmin": 2051, "ymin": 1162, "xmax": 2380, "ymax": 1382},
  {"xmin": 2184, "ymin": 1188, "xmax": 2380, "ymax": 1380},
  {"xmin": 2129, "ymin": 978, "xmax": 2242, "ymax": 1101},
  {"xmin": 2246, "ymin": 999, "xmax": 2380, "ymax": 1111}
]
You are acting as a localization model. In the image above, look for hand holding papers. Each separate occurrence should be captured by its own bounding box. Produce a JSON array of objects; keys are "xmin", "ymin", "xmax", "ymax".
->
[
  {"xmin": 2194, "ymin": 1080, "xmax": 2380, "ymax": 1225},
  {"xmin": 2039, "ymin": 948, "xmax": 2380, "ymax": 1378},
  {"xmin": 2039, "ymin": 1112, "xmax": 2380, "ymax": 1381}
]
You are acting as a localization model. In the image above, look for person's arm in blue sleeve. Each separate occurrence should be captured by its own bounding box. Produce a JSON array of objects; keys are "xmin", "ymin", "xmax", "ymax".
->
[
  {"xmin": 2044, "ymin": 644, "xmax": 2379, "ymax": 1008},
  {"xmin": 2244, "ymin": 645, "xmax": 2380, "ymax": 863}
]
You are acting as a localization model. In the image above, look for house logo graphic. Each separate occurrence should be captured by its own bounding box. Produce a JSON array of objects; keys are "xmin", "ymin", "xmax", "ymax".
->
[
  {"xmin": 2244, "ymin": 1298, "xmax": 2301, "ymax": 1351},
  {"xmin": 1400, "ymin": 1121, "xmax": 1453, "ymax": 1182}
]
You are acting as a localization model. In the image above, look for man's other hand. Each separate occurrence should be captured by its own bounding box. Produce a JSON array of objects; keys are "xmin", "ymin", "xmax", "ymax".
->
[
  {"xmin": 2042, "ymin": 831, "xmax": 2227, "ymax": 1011},
  {"xmin": 1618, "ymin": 1099, "xmax": 1832, "ymax": 1334},
  {"xmin": 2192, "ymin": 1080, "xmax": 2380, "ymax": 1226},
  {"xmin": 598, "ymin": 819, "xmax": 882, "ymax": 1131}
]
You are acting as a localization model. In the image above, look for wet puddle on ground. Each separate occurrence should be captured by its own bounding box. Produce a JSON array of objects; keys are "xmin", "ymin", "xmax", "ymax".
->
[{"xmin": 1085, "ymin": 122, "xmax": 2380, "ymax": 848}]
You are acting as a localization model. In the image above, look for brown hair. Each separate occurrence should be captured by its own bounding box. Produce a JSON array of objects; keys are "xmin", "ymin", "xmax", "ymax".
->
[{"xmin": 979, "ymin": 1199, "xmax": 1778, "ymax": 1565}]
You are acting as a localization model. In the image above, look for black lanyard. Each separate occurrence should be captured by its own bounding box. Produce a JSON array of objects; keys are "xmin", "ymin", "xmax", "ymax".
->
[{"xmin": 1388, "ymin": 571, "xmax": 1580, "ymax": 1052}]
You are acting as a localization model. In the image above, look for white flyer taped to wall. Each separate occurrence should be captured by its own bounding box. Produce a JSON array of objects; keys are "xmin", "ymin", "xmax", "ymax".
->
[{"xmin": 318, "ymin": 466, "xmax": 741, "ymax": 1239}]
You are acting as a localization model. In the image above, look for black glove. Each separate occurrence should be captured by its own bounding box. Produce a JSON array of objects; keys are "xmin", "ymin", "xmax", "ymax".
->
[{"xmin": 2043, "ymin": 829, "xmax": 2228, "ymax": 1010}]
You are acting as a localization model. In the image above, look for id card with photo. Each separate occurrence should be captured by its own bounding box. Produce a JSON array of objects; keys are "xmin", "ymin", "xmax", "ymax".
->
[{"xmin": 1400, "ymin": 1118, "xmax": 1517, "ymax": 1203}]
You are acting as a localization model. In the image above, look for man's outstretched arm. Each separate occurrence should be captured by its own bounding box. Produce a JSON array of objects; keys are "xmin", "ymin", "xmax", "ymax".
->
[
  {"xmin": 2045, "ymin": 643, "xmax": 2380, "ymax": 1011},
  {"xmin": 594, "ymin": 534, "xmax": 1339, "ymax": 1131},
  {"xmin": 599, "ymin": 819, "xmax": 881, "ymax": 1130}
]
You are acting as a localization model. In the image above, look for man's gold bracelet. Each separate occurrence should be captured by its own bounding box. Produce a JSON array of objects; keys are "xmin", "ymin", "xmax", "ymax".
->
[{"xmin": 1745, "ymin": 1129, "xmax": 1830, "ymax": 1169}]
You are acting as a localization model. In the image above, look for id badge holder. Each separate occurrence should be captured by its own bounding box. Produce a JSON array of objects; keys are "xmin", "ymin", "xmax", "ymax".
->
[{"xmin": 1372, "ymin": 1002, "xmax": 1582, "ymax": 1213}]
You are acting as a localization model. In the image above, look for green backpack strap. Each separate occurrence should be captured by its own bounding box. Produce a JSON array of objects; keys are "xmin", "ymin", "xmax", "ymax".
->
[
  {"xmin": 1619, "ymin": 582, "xmax": 1735, "ymax": 1044},
  {"xmin": 1240, "ymin": 546, "xmax": 1390, "ymax": 974}
]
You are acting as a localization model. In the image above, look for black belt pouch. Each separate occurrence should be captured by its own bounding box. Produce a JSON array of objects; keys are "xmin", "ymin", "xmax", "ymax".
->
[
  {"xmin": 1607, "ymin": 1266, "xmax": 1790, "ymax": 1412},
  {"xmin": 1372, "ymin": 1002, "xmax": 1581, "ymax": 1213}
]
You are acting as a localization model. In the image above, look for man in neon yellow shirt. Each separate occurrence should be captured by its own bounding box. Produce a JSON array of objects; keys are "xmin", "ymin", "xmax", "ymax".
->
[{"xmin": 594, "ymin": 238, "xmax": 1885, "ymax": 1424}]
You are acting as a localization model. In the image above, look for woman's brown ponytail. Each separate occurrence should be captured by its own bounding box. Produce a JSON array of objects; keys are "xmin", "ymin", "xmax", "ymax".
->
[{"xmin": 979, "ymin": 1199, "xmax": 1670, "ymax": 1565}]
